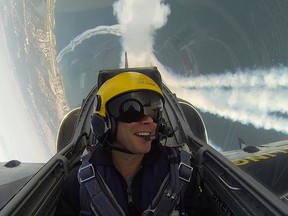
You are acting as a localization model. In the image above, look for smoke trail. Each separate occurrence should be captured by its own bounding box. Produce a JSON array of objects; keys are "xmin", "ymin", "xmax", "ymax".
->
[
  {"xmin": 56, "ymin": 24, "xmax": 122, "ymax": 63},
  {"xmin": 159, "ymin": 64, "xmax": 288, "ymax": 134},
  {"xmin": 169, "ymin": 67, "xmax": 288, "ymax": 89}
]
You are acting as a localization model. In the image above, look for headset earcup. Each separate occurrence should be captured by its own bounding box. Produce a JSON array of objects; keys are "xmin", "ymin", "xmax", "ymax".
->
[{"xmin": 91, "ymin": 114, "xmax": 106, "ymax": 138}]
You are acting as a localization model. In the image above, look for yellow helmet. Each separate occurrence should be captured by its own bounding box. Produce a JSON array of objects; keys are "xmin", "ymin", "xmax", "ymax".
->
[{"xmin": 95, "ymin": 71, "xmax": 164, "ymax": 121}]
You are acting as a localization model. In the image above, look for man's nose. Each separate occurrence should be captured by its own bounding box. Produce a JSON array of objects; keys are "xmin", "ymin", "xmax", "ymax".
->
[{"xmin": 140, "ymin": 115, "xmax": 154, "ymax": 124}]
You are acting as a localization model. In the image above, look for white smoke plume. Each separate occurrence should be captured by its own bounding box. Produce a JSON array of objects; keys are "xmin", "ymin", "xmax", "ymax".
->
[{"xmin": 113, "ymin": 0, "xmax": 170, "ymax": 67}]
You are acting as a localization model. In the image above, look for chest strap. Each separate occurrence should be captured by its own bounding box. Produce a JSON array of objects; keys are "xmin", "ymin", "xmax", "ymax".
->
[
  {"xmin": 143, "ymin": 145, "xmax": 193, "ymax": 216},
  {"xmin": 78, "ymin": 157, "xmax": 126, "ymax": 216}
]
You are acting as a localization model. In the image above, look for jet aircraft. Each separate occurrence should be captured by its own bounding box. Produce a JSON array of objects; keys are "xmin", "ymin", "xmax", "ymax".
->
[{"xmin": 1, "ymin": 66, "xmax": 287, "ymax": 216}]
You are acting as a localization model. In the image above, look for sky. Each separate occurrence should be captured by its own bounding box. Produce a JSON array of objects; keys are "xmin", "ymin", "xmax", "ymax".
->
[{"xmin": 0, "ymin": 21, "xmax": 51, "ymax": 163}]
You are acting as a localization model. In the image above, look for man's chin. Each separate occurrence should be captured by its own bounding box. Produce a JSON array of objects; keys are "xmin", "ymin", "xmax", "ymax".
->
[{"xmin": 135, "ymin": 142, "xmax": 152, "ymax": 154}]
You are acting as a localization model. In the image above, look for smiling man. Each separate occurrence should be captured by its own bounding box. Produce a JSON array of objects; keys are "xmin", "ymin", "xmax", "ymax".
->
[{"xmin": 54, "ymin": 69, "xmax": 212, "ymax": 216}]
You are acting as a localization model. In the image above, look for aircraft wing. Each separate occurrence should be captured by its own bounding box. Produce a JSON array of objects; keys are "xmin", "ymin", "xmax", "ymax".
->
[
  {"xmin": 223, "ymin": 140, "xmax": 288, "ymax": 204},
  {"xmin": 0, "ymin": 162, "xmax": 43, "ymax": 211}
]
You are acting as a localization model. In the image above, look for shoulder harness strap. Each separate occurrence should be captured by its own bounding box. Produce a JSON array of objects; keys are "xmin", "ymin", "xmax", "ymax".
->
[
  {"xmin": 78, "ymin": 155, "xmax": 126, "ymax": 216},
  {"xmin": 143, "ymin": 144, "xmax": 193, "ymax": 216}
]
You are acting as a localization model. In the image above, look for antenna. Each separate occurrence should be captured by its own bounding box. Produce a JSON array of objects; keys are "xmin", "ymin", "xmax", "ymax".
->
[
  {"xmin": 238, "ymin": 137, "xmax": 247, "ymax": 149},
  {"xmin": 125, "ymin": 51, "xmax": 128, "ymax": 68}
]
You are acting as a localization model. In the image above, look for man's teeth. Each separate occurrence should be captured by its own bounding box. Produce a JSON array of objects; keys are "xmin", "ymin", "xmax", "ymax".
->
[{"xmin": 135, "ymin": 132, "xmax": 151, "ymax": 137}]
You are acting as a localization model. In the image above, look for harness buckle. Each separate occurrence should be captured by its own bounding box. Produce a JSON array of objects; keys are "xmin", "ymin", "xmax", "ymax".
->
[
  {"xmin": 79, "ymin": 164, "xmax": 95, "ymax": 183},
  {"xmin": 178, "ymin": 162, "xmax": 193, "ymax": 183}
]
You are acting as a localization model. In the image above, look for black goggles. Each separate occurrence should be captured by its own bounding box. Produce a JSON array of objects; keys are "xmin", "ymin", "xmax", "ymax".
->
[{"xmin": 106, "ymin": 91, "xmax": 164, "ymax": 123}]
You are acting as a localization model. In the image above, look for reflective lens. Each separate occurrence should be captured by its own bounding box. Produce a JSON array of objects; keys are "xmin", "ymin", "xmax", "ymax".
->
[{"xmin": 106, "ymin": 91, "xmax": 163, "ymax": 123}]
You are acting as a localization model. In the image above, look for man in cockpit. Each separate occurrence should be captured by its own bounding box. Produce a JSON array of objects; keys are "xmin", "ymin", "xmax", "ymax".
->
[{"xmin": 55, "ymin": 70, "xmax": 213, "ymax": 216}]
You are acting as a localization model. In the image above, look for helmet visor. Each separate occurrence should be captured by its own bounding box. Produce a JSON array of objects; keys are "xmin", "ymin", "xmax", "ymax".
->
[{"xmin": 106, "ymin": 91, "xmax": 163, "ymax": 123}]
